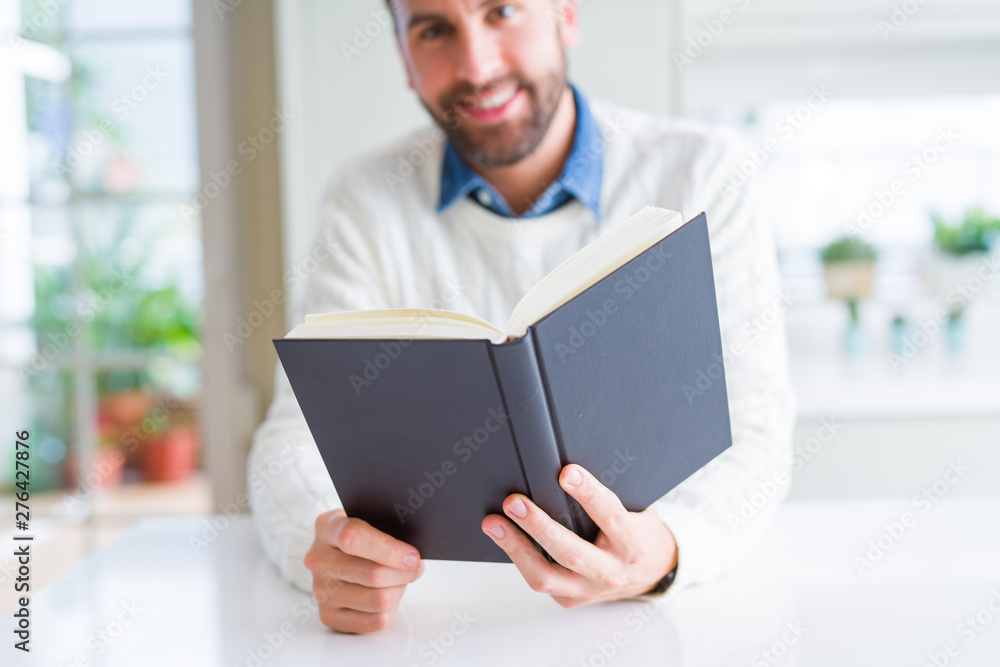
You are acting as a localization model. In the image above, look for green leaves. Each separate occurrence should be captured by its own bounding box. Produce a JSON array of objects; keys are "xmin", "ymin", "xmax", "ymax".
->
[{"xmin": 932, "ymin": 208, "xmax": 1000, "ymax": 257}]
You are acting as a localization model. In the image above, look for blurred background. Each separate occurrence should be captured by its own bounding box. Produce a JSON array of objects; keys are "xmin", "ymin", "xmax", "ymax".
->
[{"xmin": 1, "ymin": 0, "xmax": 998, "ymax": 612}]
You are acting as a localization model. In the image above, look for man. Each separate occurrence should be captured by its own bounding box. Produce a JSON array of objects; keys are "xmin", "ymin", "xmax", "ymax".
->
[{"xmin": 248, "ymin": 0, "xmax": 796, "ymax": 635}]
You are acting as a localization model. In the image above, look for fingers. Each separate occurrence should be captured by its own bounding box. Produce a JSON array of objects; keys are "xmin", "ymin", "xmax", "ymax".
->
[
  {"xmin": 307, "ymin": 510, "xmax": 428, "ymax": 634},
  {"xmin": 314, "ymin": 510, "xmax": 421, "ymax": 571},
  {"xmin": 482, "ymin": 513, "xmax": 592, "ymax": 598},
  {"xmin": 310, "ymin": 559, "xmax": 417, "ymax": 633},
  {"xmin": 317, "ymin": 607, "xmax": 396, "ymax": 635},
  {"xmin": 492, "ymin": 494, "xmax": 619, "ymax": 581},
  {"xmin": 558, "ymin": 464, "xmax": 631, "ymax": 545},
  {"xmin": 317, "ymin": 579, "xmax": 407, "ymax": 615},
  {"xmin": 305, "ymin": 546, "xmax": 425, "ymax": 588}
]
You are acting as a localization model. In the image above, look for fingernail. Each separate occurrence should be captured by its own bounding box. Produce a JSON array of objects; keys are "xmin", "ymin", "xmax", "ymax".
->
[
  {"xmin": 507, "ymin": 498, "xmax": 527, "ymax": 518},
  {"xmin": 488, "ymin": 524, "xmax": 505, "ymax": 539},
  {"xmin": 328, "ymin": 514, "xmax": 346, "ymax": 541},
  {"xmin": 404, "ymin": 553, "xmax": 418, "ymax": 568},
  {"xmin": 566, "ymin": 468, "xmax": 582, "ymax": 486}
]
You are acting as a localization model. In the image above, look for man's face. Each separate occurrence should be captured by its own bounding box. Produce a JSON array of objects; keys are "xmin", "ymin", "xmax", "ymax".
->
[{"xmin": 393, "ymin": 1, "xmax": 580, "ymax": 168}]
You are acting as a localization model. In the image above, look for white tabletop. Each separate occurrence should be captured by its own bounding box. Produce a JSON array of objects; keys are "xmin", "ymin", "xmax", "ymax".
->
[{"xmin": 4, "ymin": 499, "xmax": 1000, "ymax": 666}]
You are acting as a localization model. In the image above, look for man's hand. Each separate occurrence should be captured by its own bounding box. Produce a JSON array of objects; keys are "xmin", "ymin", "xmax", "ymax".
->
[
  {"xmin": 481, "ymin": 464, "xmax": 677, "ymax": 607},
  {"xmin": 304, "ymin": 509, "xmax": 425, "ymax": 634}
]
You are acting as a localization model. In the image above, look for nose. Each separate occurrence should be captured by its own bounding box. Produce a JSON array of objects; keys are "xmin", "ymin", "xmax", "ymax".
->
[{"xmin": 454, "ymin": 24, "xmax": 504, "ymax": 88}]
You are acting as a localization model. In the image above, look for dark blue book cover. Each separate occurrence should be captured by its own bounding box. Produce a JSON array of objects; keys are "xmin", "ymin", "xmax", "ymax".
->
[{"xmin": 274, "ymin": 212, "xmax": 732, "ymax": 562}]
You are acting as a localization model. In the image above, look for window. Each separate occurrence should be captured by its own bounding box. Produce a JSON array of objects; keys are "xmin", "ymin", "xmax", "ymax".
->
[
  {"xmin": 675, "ymin": 0, "xmax": 1000, "ymax": 416},
  {"xmin": 1, "ymin": 1, "xmax": 203, "ymax": 510}
]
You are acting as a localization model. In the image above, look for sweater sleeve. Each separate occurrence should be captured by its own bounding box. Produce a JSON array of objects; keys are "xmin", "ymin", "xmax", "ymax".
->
[
  {"xmin": 650, "ymin": 132, "xmax": 797, "ymax": 598},
  {"xmin": 247, "ymin": 170, "xmax": 393, "ymax": 592}
]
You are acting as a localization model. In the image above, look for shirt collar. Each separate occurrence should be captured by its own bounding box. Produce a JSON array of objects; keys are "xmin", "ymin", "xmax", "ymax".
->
[{"xmin": 437, "ymin": 82, "xmax": 603, "ymax": 220}]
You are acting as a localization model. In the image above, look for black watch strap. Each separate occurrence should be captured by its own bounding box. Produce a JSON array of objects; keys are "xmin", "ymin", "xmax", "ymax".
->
[{"xmin": 645, "ymin": 563, "xmax": 678, "ymax": 596}]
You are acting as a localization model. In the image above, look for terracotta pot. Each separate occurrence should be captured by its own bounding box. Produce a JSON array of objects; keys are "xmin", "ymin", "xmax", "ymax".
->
[
  {"xmin": 99, "ymin": 390, "xmax": 154, "ymax": 430},
  {"xmin": 65, "ymin": 446, "xmax": 127, "ymax": 488},
  {"xmin": 142, "ymin": 425, "xmax": 199, "ymax": 483}
]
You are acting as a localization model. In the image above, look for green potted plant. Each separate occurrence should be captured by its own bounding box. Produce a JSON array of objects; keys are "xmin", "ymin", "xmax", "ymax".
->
[
  {"xmin": 31, "ymin": 213, "xmax": 201, "ymax": 487},
  {"xmin": 141, "ymin": 397, "xmax": 200, "ymax": 483},
  {"xmin": 926, "ymin": 208, "xmax": 1000, "ymax": 317},
  {"xmin": 128, "ymin": 284, "xmax": 201, "ymax": 480},
  {"xmin": 820, "ymin": 235, "xmax": 878, "ymax": 324}
]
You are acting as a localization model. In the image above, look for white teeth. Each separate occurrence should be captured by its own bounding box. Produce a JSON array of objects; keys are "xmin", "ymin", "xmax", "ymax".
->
[{"xmin": 467, "ymin": 87, "xmax": 516, "ymax": 110}]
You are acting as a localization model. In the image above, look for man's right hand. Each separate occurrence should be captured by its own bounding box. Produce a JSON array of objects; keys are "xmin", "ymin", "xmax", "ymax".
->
[{"xmin": 304, "ymin": 509, "xmax": 425, "ymax": 634}]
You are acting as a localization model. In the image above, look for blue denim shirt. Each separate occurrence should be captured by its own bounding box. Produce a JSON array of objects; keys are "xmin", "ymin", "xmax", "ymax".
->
[{"xmin": 436, "ymin": 83, "xmax": 603, "ymax": 220}]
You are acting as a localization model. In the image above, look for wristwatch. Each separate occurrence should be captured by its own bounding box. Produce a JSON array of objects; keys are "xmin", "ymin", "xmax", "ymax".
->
[{"xmin": 645, "ymin": 563, "xmax": 678, "ymax": 596}]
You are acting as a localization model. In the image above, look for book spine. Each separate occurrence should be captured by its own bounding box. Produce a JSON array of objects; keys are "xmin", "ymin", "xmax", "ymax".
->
[
  {"xmin": 489, "ymin": 330, "xmax": 579, "ymax": 536},
  {"xmin": 528, "ymin": 327, "xmax": 600, "ymax": 545}
]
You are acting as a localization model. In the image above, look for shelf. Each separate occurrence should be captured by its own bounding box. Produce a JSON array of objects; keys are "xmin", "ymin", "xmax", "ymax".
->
[{"xmin": 786, "ymin": 298, "xmax": 1000, "ymax": 420}]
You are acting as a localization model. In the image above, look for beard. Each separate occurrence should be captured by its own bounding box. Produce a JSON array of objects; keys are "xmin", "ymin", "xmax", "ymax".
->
[{"xmin": 421, "ymin": 64, "xmax": 568, "ymax": 169}]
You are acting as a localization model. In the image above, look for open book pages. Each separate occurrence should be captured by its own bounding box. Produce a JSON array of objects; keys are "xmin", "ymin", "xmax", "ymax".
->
[{"xmin": 284, "ymin": 206, "xmax": 684, "ymax": 344}]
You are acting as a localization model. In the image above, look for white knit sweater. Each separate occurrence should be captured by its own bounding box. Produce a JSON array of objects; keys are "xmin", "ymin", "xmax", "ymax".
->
[{"xmin": 247, "ymin": 97, "xmax": 797, "ymax": 599}]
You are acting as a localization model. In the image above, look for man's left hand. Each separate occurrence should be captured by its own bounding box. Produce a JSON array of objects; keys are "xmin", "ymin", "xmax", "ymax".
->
[{"xmin": 481, "ymin": 463, "xmax": 678, "ymax": 607}]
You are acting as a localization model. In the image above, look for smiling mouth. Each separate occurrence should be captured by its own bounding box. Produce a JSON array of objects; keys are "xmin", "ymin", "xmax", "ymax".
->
[{"xmin": 458, "ymin": 85, "xmax": 519, "ymax": 111}]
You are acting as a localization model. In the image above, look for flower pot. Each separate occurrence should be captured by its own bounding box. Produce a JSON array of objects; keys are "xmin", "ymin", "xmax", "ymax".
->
[
  {"xmin": 99, "ymin": 389, "xmax": 153, "ymax": 431},
  {"xmin": 142, "ymin": 425, "xmax": 199, "ymax": 483},
  {"xmin": 823, "ymin": 260, "xmax": 875, "ymax": 301},
  {"xmin": 924, "ymin": 252, "xmax": 991, "ymax": 307},
  {"xmin": 65, "ymin": 446, "xmax": 126, "ymax": 489}
]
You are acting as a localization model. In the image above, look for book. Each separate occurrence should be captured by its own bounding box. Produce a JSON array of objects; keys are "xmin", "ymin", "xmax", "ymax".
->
[{"xmin": 273, "ymin": 207, "xmax": 732, "ymax": 562}]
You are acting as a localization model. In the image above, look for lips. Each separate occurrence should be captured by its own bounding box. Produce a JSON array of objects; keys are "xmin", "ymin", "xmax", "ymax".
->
[
  {"xmin": 455, "ymin": 84, "xmax": 523, "ymax": 123},
  {"xmin": 462, "ymin": 85, "xmax": 517, "ymax": 110}
]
